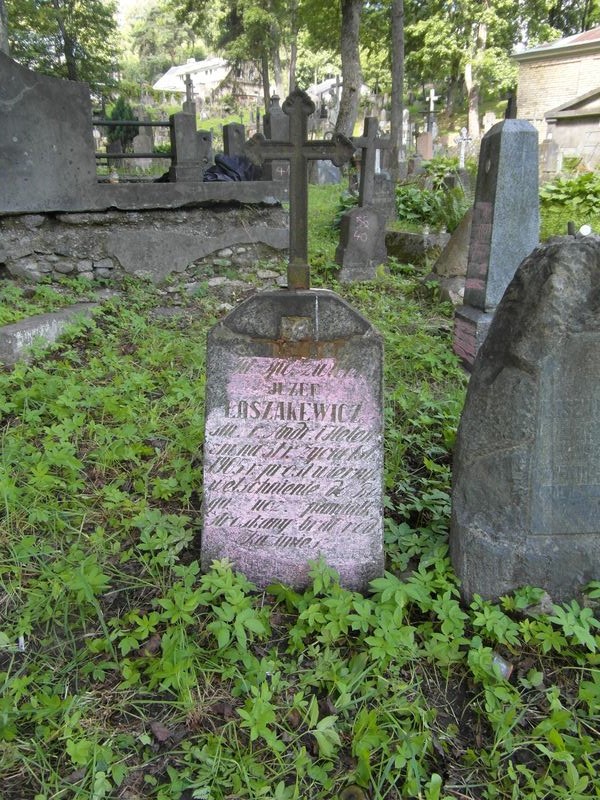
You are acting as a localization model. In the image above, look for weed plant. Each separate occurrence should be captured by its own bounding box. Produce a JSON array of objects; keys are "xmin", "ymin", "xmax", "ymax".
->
[{"xmin": 0, "ymin": 190, "xmax": 599, "ymax": 799}]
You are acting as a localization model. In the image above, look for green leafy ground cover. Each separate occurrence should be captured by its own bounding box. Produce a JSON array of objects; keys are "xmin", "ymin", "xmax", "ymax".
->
[{"xmin": 1, "ymin": 187, "xmax": 599, "ymax": 799}]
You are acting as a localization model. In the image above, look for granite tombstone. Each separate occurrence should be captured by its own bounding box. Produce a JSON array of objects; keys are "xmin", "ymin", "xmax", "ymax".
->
[
  {"xmin": 451, "ymin": 236, "xmax": 600, "ymax": 602},
  {"xmin": 201, "ymin": 89, "xmax": 385, "ymax": 591},
  {"xmin": 453, "ymin": 120, "xmax": 539, "ymax": 368}
]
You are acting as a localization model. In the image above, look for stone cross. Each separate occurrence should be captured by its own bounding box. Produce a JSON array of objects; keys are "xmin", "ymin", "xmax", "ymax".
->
[
  {"xmin": 185, "ymin": 73, "xmax": 194, "ymax": 104},
  {"xmin": 426, "ymin": 88, "xmax": 439, "ymax": 132},
  {"xmin": 246, "ymin": 88, "xmax": 354, "ymax": 290},
  {"xmin": 352, "ymin": 117, "xmax": 391, "ymax": 207},
  {"xmin": 427, "ymin": 87, "xmax": 439, "ymax": 113},
  {"xmin": 455, "ymin": 126, "xmax": 472, "ymax": 169}
]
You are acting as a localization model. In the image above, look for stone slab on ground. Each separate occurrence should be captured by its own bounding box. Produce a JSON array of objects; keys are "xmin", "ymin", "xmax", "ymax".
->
[
  {"xmin": 0, "ymin": 303, "xmax": 98, "ymax": 365},
  {"xmin": 201, "ymin": 289, "xmax": 384, "ymax": 592},
  {"xmin": 386, "ymin": 230, "xmax": 450, "ymax": 267},
  {"xmin": 451, "ymin": 236, "xmax": 600, "ymax": 603}
]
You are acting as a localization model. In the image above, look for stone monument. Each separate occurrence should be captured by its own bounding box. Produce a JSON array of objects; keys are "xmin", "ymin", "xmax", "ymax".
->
[
  {"xmin": 453, "ymin": 120, "xmax": 539, "ymax": 368},
  {"xmin": 201, "ymin": 89, "xmax": 385, "ymax": 591},
  {"xmin": 336, "ymin": 117, "xmax": 390, "ymax": 282},
  {"xmin": 451, "ymin": 236, "xmax": 600, "ymax": 602}
]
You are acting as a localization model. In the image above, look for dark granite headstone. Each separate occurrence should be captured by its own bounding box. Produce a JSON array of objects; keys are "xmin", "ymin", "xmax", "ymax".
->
[
  {"xmin": 454, "ymin": 120, "xmax": 539, "ymax": 368},
  {"xmin": 336, "ymin": 207, "xmax": 387, "ymax": 282},
  {"xmin": 451, "ymin": 237, "xmax": 600, "ymax": 602},
  {"xmin": 202, "ymin": 90, "xmax": 384, "ymax": 590}
]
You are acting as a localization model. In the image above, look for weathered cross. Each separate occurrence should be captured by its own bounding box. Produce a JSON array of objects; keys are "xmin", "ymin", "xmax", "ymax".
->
[
  {"xmin": 426, "ymin": 87, "xmax": 439, "ymax": 133},
  {"xmin": 352, "ymin": 117, "xmax": 391, "ymax": 207},
  {"xmin": 455, "ymin": 126, "xmax": 472, "ymax": 169},
  {"xmin": 185, "ymin": 73, "xmax": 194, "ymax": 105},
  {"xmin": 245, "ymin": 88, "xmax": 354, "ymax": 290}
]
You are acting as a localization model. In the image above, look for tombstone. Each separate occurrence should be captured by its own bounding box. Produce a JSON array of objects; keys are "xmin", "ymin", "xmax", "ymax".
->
[
  {"xmin": 335, "ymin": 206, "xmax": 387, "ymax": 281},
  {"xmin": 336, "ymin": 117, "xmax": 391, "ymax": 281},
  {"xmin": 453, "ymin": 120, "xmax": 539, "ymax": 368},
  {"xmin": 372, "ymin": 172, "xmax": 396, "ymax": 224},
  {"xmin": 106, "ymin": 140, "xmax": 123, "ymax": 170},
  {"xmin": 131, "ymin": 122, "xmax": 154, "ymax": 171},
  {"xmin": 202, "ymin": 89, "xmax": 384, "ymax": 591},
  {"xmin": 263, "ymin": 95, "xmax": 290, "ymax": 190},
  {"xmin": 451, "ymin": 237, "xmax": 600, "ymax": 603},
  {"xmin": 169, "ymin": 112, "xmax": 204, "ymax": 182},
  {"xmin": 416, "ymin": 132, "xmax": 433, "ymax": 160},
  {"xmin": 0, "ymin": 53, "xmax": 97, "ymax": 213},
  {"xmin": 540, "ymin": 137, "xmax": 562, "ymax": 177},
  {"xmin": 455, "ymin": 127, "xmax": 472, "ymax": 170},
  {"xmin": 223, "ymin": 123, "xmax": 246, "ymax": 157},
  {"xmin": 482, "ymin": 111, "xmax": 497, "ymax": 134}
]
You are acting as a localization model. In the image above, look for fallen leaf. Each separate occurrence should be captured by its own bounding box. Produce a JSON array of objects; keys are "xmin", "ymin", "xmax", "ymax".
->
[{"xmin": 150, "ymin": 720, "xmax": 173, "ymax": 742}]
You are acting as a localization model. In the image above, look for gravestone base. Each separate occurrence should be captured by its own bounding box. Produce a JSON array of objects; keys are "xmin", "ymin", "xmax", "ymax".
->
[
  {"xmin": 451, "ymin": 237, "xmax": 600, "ymax": 603},
  {"xmin": 336, "ymin": 207, "xmax": 388, "ymax": 283},
  {"xmin": 453, "ymin": 305, "xmax": 494, "ymax": 368},
  {"xmin": 201, "ymin": 289, "xmax": 384, "ymax": 592}
]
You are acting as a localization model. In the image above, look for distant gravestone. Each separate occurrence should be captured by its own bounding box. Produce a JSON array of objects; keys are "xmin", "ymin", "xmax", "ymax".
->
[
  {"xmin": 372, "ymin": 172, "xmax": 396, "ymax": 224},
  {"xmin": 336, "ymin": 118, "xmax": 390, "ymax": 282},
  {"xmin": 416, "ymin": 131, "xmax": 433, "ymax": 160},
  {"xmin": 169, "ymin": 112, "xmax": 204, "ymax": 182},
  {"xmin": 451, "ymin": 237, "xmax": 600, "ymax": 603},
  {"xmin": 223, "ymin": 123, "xmax": 246, "ymax": 157},
  {"xmin": 263, "ymin": 95, "xmax": 290, "ymax": 191},
  {"xmin": 453, "ymin": 120, "xmax": 539, "ymax": 367},
  {"xmin": 202, "ymin": 89, "xmax": 384, "ymax": 590}
]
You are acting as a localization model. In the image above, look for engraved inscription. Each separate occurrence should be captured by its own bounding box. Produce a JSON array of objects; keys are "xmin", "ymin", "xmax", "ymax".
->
[
  {"xmin": 203, "ymin": 356, "xmax": 382, "ymax": 565},
  {"xmin": 531, "ymin": 335, "xmax": 600, "ymax": 534}
]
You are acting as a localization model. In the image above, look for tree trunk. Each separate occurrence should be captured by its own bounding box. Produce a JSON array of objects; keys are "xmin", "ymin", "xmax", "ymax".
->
[
  {"xmin": 272, "ymin": 43, "xmax": 284, "ymax": 98},
  {"xmin": 288, "ymin": 36, "xmax": 297, "ymax": 92},
  {"xmin": 0, "ymin": 0, "xmax": 9, "ymax": 55},
  {"xmin": 465, "ymin": 19, "xmax": 487, "ymax": 138},
  {"xmin": 288, "ymin": 0, "xmax": 298, "ymax": 92},
  {"xmin": 389, "ymin": 0, "xmax": 404, "ymax": 181},
  {"xmin": 465, "ymin": 62, "xmax": 480, "ymax": 138},
  {"xmin": 335, "ymin": 0, "xmax": 363, "ymax": 138},
  {"xmin": 261, "ymin": 49, "xmax": 270, "ymax": 112},
  {"xmin": 52, "ymin": 0, "xmax": 78, "ymax": 80}
]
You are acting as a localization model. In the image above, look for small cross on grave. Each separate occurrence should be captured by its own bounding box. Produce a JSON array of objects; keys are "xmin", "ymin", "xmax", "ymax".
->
[
  {"xmin": 455, "ymin": 126, "xmax": 472, "ymax": 169},
  {"xmin": 426, "ymin": 88, "xmax": 439, "ymax": 133},
  {"xmin": 183, "ymin": 73, "xmax": 195, "ymax": 113},
  {"xmin": 245, "ymin": 88, "xmax": 354, "ymax": 290},
  {"xmin": 352, "ymin": 117, "xmax": 391, "ymax": 207}
]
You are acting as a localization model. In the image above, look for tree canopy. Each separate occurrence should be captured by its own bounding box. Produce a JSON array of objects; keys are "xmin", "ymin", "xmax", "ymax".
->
[{"xmin": 5, "ymin": 0, "xmax": 118, "ymax": 91}]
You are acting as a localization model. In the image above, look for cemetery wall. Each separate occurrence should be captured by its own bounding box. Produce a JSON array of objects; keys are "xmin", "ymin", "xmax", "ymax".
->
[{"xmin": 0, "ymin": 205, "xmax": 288, "ymax": 285}]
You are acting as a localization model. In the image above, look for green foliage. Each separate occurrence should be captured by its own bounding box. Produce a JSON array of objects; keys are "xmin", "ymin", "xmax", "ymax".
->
[
  {"xmin": 6, "ymin": 0, "xmax": 118, "ymax": 91},
  {"xmin": 540, "ymin": 172, "xmax": 600, "ymax": 217},
  {"xmin": 1, "ymin": 194, "xmax": 599, "ymax": 799},
  {"xmin": 107, "ymin": 96, "xmax": 139, "ymax": 150}
]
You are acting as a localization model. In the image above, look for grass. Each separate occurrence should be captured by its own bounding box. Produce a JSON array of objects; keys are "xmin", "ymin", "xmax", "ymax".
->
[{"xmin": 0, "ymin": 187, "xmax": 599, "ymax": 800}]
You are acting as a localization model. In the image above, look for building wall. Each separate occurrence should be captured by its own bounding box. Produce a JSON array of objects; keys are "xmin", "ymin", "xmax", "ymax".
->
[{"xmin": 517, "ymin": 51, "xmax": 600, "ymax": 138}]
